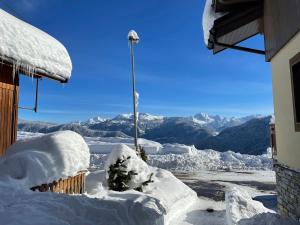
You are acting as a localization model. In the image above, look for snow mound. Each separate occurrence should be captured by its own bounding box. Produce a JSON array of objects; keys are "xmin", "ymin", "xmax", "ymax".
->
[
  {"xmin": 0, "ymin": 131, "xmax": 89, "ymax": 188},
  {"xmin": 0, "ymin": 9, "xmax": 72, "ymax": 81},
  {"xmin": 105, "ymin": 144, "xmax": 151, "ymax": 189},
  {"xmin": 161, "ymin": 143, "xmax": 197, "ymax": 154},
  {"xmin": 144, "ymin": 167, "xmax": 198, "ymax": 224},
  {"xmin": 148, "ymin": 150, "xmax": 272, "ymax": 171},
  {"xmin": 86, "ymin": 167, "xmax": 198, "ymax": 225},
  {"xmin": 88, "ymin": 137, "xmax": 162, "ymax": 155},
  {"xmin": 226, "ymin": 187, "xmax": 274, "ymax": 225},
  {"xmin": 226, "ymin": 187, "xmax": 299, "ymax": 225}
]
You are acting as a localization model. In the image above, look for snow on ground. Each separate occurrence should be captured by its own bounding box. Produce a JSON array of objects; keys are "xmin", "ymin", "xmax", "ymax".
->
[
  {"xmin": 0, "ymin": 9, "xmax": 72, "ymax": 80},
  {"xmin": 86, "ymin": 137, "xmax": 162, "ymax": 155},
  {"xmin": 0, "ymin": 131, "xmax": 89, "ymax": 188},
  {"xmin": 169, "ymin": 197, "xmax": 226, "ymax": 225},
  {"xmin": 6, "ymin": 132, "xmax": 199, "ymax": 225},
  {"xmin": 18, "ymin": 133, "xmax": 273, "ymax": 172},
  {"xmin": 148, "ymin": 150, "xmax": 272, "ymax": 171},
  {"xmin": 17, "ymin": 131, "xmax": 44, "ymax": 140},
  {"xmin": 86, "ymin": 167, "xmax": 197, "ymax": 225},
  {"xmin": 82, "ymin": 136, "xmax": 273, "ymax": 171},
  {"xmin": 226, "ymin": 188, "xmax": 299, "ymax": 225},
  {"xmin": 14, "ymin": 132, "xmax": 297, "ymax": 225}
]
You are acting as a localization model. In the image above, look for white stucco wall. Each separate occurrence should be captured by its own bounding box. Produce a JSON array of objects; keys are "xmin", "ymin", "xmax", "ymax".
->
[{"xmin": 271, "ymin": 31, "xmax": 300, "ymax": 170}]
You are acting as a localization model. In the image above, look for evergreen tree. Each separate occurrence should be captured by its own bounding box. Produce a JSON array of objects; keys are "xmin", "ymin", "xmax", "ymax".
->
[
  {"xmin": 107, "ymin": 156, "xmax": 137, "ymax": 192},
  {"xmin": 138, "ymin": 145, "xmax": 148, "ymax": 162}
]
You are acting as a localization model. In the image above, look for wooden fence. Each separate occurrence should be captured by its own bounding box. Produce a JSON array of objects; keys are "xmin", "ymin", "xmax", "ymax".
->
[{"xmin": 30, "ymin": 171, "xmax": 86, "ymax": 194}]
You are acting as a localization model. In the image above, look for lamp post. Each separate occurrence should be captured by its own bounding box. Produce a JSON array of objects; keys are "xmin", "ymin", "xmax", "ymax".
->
[{"xmin": 128, "ymin": 30, "xmax": 139, "ymax": 153}]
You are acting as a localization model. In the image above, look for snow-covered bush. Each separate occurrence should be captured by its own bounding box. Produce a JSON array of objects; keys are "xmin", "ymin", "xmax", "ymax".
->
[
  {"xmin": 0, "ymin": 131, "xmax": 90, "ymax": 188},
  {"xmin": 105, "ymin": 144, "xmax": 153, "ymax": 192}
]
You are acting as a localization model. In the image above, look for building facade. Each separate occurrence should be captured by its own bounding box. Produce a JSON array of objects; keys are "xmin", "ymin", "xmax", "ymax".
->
[{"xmin": 203, "ymin": 0, "xmax": 300, "ymax": 220}]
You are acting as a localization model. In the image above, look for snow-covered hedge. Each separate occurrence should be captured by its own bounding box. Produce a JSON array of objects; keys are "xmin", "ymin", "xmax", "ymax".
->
[
  {"xmin": 0, "ymin": 131, "xmax": 89, "ymax": 188},
  {"xmin": 105, "ymin": 144, "xmax": 152, "ymax": 191}
]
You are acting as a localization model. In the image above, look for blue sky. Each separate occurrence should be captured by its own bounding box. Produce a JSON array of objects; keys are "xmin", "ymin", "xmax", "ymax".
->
[{"xmin": 1, "ymin": 0, "xmax": 273, "ymax": 123}]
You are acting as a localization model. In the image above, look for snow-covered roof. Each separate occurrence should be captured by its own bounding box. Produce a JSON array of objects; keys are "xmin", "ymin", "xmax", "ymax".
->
[
  {"xmin": 0, "ymin": 9, "xmax": 72, "ymax": 82},
  {"xmin": 202, "ymin": 0, "xmax": 224, "ymax": 46}
]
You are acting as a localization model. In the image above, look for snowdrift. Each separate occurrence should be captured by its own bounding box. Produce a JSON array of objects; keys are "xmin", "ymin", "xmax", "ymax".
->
[
  {"xmin": 87, "ymin": 137, "xmax": 162, "ymax": 155},
  {"xmin": 226, "ymin": 188, "xmax": 298, "ymax": 225},
  {"xmin": 86, "ymin": 168, "xmax": 197, "ymax": 225},
  {"xmin": 0, "ymin": 131, "xmax": 90, "ymax": 188}
]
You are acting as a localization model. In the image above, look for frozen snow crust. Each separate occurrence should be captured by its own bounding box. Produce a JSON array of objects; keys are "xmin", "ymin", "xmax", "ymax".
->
[
  {"xmin": 0, "ymin": 9, "xmax": 72, "ymax": 80},
  {"xmin": 0, "ymin": 131, "xmax": 89, "ymax": 188}
]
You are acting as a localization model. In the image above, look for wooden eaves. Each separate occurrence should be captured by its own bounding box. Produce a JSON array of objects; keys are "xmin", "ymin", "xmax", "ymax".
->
[{"xmin": 208, "ymin": 0, "xmax": 264, "ymax": 55}]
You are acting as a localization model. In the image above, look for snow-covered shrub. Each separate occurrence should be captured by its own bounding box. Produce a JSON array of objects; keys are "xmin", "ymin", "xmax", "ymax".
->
[
  {"xmin": 105, "ymin": 144, "xmax": 153, "ymax": 192},
  {"xmin": 0, "ymin": 131, "xmax": 90, "ymax": 188}
]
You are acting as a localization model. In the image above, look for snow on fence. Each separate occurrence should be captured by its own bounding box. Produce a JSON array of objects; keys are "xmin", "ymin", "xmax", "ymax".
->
[{"xmin": 30, "ymin": 170, "xmax": 86, "ymax": 194}]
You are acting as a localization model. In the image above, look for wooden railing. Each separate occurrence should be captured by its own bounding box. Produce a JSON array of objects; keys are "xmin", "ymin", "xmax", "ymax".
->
[
  {"xmin": 30, "ymin": 171, "xmax": 86, "ymax": 194},
  {"xmin": 270, "ymin": 123, "xmax": 277, "ymax": 162}
]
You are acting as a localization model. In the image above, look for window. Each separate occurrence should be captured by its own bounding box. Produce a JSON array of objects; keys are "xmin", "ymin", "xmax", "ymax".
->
[{"xmin": 290, "ymin": 52, "xmax": 300, "ymax": 131}]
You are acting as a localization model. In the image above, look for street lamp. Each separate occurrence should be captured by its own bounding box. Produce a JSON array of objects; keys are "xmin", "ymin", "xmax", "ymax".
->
[{"xmin": 128, "ymin": 30, "xmax": 139, "ymax": 153}]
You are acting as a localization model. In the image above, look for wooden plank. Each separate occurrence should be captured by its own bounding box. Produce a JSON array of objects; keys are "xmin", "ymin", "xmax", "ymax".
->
[
  {"xmin": 264, "ymin": 0, "xmax": 300, "ymax": 61},
  {"xmin": 0, "ymin": 64, "xmax": 19, "ymax": 156},
  {"xmin": 64, "ymin": 179, "xmax": 68, "ymax": 193}
]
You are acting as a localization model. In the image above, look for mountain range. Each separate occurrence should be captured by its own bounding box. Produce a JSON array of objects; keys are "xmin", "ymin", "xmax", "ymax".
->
[{"xmin": 18, "ymin": 112, "xmax": 271, "ymax": 155}]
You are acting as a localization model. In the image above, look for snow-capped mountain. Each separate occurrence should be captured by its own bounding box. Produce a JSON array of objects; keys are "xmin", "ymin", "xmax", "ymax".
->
[
  {"xmin": 84, "ymin": 116, "xmax": 107, "ymax": 125},
  {"xmin": 18, "ymin": 113, "xmax": 270, "ymax": 155},
  {"xmin": 112, "ymin": 113, "xmax": 164, "ymax": 122},
  {"xmin": 192, "ymin": 113, "xmax": 263, "ymax": 131}
]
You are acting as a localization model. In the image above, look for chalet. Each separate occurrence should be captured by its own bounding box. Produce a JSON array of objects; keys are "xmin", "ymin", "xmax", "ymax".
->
[
  {"xmin": 0, "ymin": 9, "xmax": 85, "ymax": 194},
  {"xmin": 0, "ymin": 8, "xmax": 71, "ymax": 156},
  {"xmin": 203, "ymin": 0, "xmax": 300, "ymax": 220}
]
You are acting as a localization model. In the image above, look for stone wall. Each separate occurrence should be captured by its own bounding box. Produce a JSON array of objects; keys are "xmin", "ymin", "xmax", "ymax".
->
[{"xmin": 275, "ymin": 163, "xmax": 300, "ymax": 220}]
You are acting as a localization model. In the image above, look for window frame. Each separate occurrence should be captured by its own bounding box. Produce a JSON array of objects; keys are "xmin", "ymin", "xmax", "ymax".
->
[{"xmin": 290, "ymin": 52, "xmax": 300, "ymax": 132}]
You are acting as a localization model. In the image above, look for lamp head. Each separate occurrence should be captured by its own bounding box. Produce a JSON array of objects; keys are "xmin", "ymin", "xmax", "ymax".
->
[{"xmin": 128, "ymin": 30, "xmax": 140, "ymax": 44}]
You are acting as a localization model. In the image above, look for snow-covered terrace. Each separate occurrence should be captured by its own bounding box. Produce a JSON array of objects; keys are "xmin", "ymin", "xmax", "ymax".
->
[{"xmin": 0, "ymin": 9, "xmax": 72, "ymax": 82}]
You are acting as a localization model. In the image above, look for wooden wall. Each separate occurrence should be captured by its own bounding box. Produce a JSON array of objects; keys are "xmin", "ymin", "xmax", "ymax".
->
[
  {"xmin": 0, "ymin": 64, "xmax": 19, "ymax": 156},
  {"xmin": 264, "ymin": 0, "xmax": 300, "ymax": 61}
]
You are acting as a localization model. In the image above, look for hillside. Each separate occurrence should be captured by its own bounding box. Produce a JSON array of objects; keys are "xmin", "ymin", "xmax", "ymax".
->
[{"xmin": 18, "ymin": 113, "xmax": 271, "ymax": 155}]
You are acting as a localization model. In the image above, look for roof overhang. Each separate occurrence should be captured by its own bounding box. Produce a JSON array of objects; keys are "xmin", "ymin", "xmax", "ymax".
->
[
  {"xmin": 205, "ymin": 0, "xmax": 264, "ymax": 55},
  {"xmin": 213, "ymin": 0, "xmax": 262, "ymax": 13}
]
